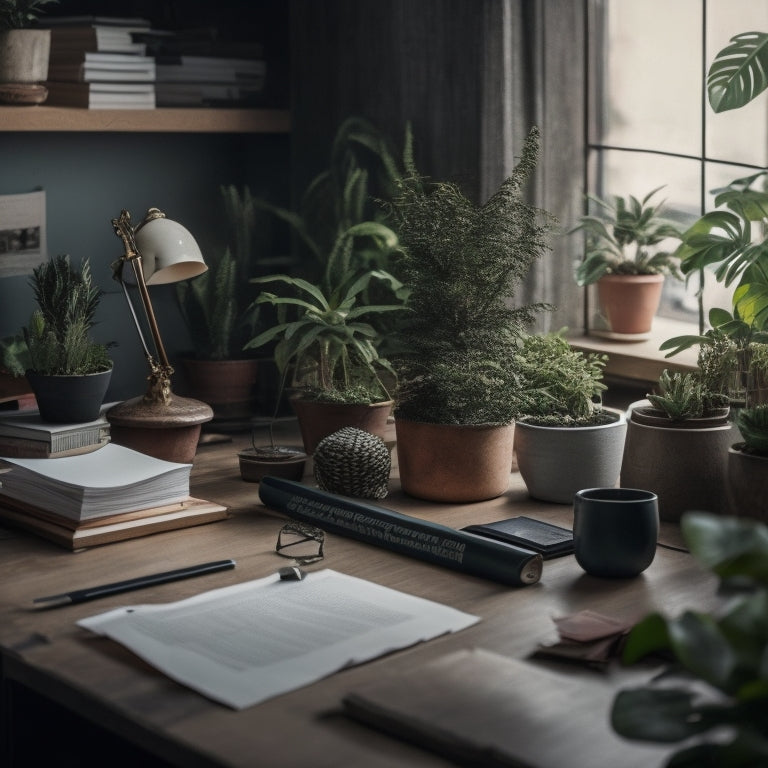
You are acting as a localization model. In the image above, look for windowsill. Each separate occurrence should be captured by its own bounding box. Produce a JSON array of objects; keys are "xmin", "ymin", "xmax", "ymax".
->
[{"xmin": 568, "ymin": 316, "xmax": 699, "ymax": 385}]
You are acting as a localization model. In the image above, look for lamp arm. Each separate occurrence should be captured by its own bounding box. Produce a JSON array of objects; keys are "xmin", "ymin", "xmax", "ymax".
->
[{"xmin": 112, "ymin": 210, "xmax": 174, "ymax": 405}]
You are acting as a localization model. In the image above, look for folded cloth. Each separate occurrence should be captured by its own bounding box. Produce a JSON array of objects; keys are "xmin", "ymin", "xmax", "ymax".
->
[{"xmin": 530, "ymin": 609, "xmax": 634, "ymax": 667}]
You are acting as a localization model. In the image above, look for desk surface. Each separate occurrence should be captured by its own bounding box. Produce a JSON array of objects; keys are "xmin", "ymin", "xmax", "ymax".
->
[{"xmin": 0, "ymin": 425, "xmax": 719, "ymax": 767}]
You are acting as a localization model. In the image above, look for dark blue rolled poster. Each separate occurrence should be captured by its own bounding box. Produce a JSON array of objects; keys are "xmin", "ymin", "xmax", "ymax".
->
[{"xmin": 258, "ymin": 477, "xmax": 542, "ymax": 587}]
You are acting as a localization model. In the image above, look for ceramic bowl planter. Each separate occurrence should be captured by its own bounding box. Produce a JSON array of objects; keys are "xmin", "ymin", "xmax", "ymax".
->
[
  {"xmin": 290, "ymin": 397, "xmax": 393, "ymax": 454},
  {"xmin": 238, "ymin": 445, "xmax": 307, "ymax": 483},
  {"xmin": 597, "ymin": 274, "xmax": 664, "ymax": 335},
  {"xmin": 726, "ymin": 445, "xmax": 768, "ymax": 523},
  {"xmin": 514, "ymin": 408, "xmax": 627, "ymax": 504},
  {"xmin": 394, "ymin": 418, "xmax": 515, "ymax": 503},
  {"xmin": 620, "ymin": 402, "xmax": 736, "ymax": 523},
  {"xmin": 26, "ymin": 368, "xmax": 112, "ymax": 423}
]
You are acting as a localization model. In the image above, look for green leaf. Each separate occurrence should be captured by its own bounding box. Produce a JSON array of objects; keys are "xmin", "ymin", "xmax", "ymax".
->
[
  {"xmin": 621, "ymin": 612, "xmax": 671, "ymax": 663},
  {"xmin": 708, "ymin": 32, "xmax": 768, "ymax": 113}
]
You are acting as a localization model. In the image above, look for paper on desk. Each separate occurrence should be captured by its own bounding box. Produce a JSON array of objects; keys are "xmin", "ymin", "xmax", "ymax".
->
[{"xmin": 77, "ymin": 569, "xmax": 479, "ymax": 710}]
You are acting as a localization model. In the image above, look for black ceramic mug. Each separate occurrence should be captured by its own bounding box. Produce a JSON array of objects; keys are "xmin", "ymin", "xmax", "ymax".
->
[{"xmin": 573, "ymin": 487, "xmax": 659, "ymax": 578}]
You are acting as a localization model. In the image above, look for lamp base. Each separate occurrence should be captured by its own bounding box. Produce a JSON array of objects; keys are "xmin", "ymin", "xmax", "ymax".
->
[{"xmin": 106, "ymin": 392, "xmax": 213, "ymax": 464}]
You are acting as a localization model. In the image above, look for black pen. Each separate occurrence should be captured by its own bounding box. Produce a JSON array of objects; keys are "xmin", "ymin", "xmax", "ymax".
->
[{"xmin": 32, "ymin": 559, "xmax": 236, "ymax": 608}]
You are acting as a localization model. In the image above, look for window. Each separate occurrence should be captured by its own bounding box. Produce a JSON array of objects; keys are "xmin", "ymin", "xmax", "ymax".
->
[{"xmin": 586, "ymin": 0, "xmax": 768, "ymax": 330}]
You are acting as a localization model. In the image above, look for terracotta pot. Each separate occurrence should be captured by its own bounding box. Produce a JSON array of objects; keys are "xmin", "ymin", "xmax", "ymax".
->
[
  {"xmin": 181, "ymin": 358, "xmax": 259, "ymax": 423},
  {"xmin": 597, "ymin": 274, "xmax": 664, "ymax": 334},
  {"xmin": 620, "ymin": 405, "xmax": 736, "ymax": 522},
  {"xmin": 514, "ymin": 408, "xmax": 627, "ymax": 504},
  {"xmin": 26, "ymin": 368, "xmax": 112, "ymax": 424},
  {"xmin": 290, "ymin": 397, "xmax": 393, "ymax": 454},
  {"xmin": 726, "ymin": 444, "xmax": 768, "ymax": 523},
  {"xmin": 394, "ymin": 418, "xmax": 515, "ymax": 503}
]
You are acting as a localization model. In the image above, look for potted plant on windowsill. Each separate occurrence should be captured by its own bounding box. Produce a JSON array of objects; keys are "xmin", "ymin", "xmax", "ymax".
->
[
  {"xmin": 0, "ymin": 0, "xmax": 57, "ymax": 105},
  {"xmin": 384, "ymin": 126, "xmax": 553, "ymax": 503},
  {"xmin": 573, "ymin": 187, "xmax": 683, "ymax": 337},
  {"xmin": 512, "ymin": 332, "xmax": 626, "ymax": 504},
  {"xmin": 4, "ymin": 254, "xmax": 113, "ymax": 423}
]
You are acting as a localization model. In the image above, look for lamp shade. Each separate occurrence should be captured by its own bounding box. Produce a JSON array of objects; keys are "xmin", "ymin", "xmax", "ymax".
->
[{"xmin": 134, "ymin": 214, "xmax": 207, "ymax": 285}]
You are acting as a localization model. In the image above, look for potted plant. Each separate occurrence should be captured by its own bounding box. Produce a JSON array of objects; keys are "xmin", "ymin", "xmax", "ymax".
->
[
  {"xmin": 512, "ymin": 332, "xmax": 627, "ymax": 504},
  {"xmin": 572, "ymin": 187, "xmax": 683, "ymax": 336},
  {"xmin": 726, "ymin": 404, "xmax": 768, "ymax": 522},
  {"xmin": 176, "ymin": 184, "xmax": 267, "ymax": 425},
  {"xmin": 611, "ymin": 511, "xmax": 768, "ymax": 765},
  {"xmin": 5, "ymin": 254, "xmax": 113, "ymax": 423},
  {"xmin": 621, "ymin": 366, "xmax": 735, "ymax": 523},
  {"xmin": 243, "ymin": 232, "xmax": 404, "ymax": 454},
  {"xmin": 0, "ymin": 0, "xmax": 57, "ymax": 105},
  {"xmin": 241, "ymin": 117, "xmax": 410, "ymax": 454},
  {"xmin": 384, "ymin": 126, "xmax": 553, "ymax": 503}
]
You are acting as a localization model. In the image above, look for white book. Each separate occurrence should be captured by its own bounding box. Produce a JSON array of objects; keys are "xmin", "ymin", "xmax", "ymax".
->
[{"xmin": 0, "ymin": 443, "xmax": 191, "ymax": 521}]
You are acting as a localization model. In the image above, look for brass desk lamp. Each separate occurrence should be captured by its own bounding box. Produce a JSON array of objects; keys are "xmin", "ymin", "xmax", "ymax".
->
[{"xmin": 106, "ymin": 208, "xmax": 213, "ymax": 464}]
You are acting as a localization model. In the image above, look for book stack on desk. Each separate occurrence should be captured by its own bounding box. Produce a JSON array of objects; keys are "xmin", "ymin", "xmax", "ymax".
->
[
  {"xmin": 41, "ymin": 15, "xmax": 157, "ymax": 109},
  {"xmin": 0, "ymin": 443, "xmax": 227, "ymax": 549}
]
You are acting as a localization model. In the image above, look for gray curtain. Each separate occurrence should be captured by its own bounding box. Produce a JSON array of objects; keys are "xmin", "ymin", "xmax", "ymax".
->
[{"xmin": 290, "ymin": 0, "xmax": 586, "ymax": 331}]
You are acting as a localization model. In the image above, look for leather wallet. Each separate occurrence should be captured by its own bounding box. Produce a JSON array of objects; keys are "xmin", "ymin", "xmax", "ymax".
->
[{"xmin": 462, "ymin": 516, "xmax": 574, "ymax": 559}]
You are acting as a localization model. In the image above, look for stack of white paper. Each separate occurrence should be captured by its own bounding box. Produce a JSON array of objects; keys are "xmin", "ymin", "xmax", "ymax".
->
[{"xmin": 0, "ymin": 443, "xmax": 191, "ymax": 521}]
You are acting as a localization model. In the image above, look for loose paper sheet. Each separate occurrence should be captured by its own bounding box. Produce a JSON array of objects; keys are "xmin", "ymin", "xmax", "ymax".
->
[
  {"xmin": 78, "ymin": 569, "xmax": 480, "ymax": 709},
  {"xmin": 0, "ymin": 191, "xmax": 47, "ymax": 277}
]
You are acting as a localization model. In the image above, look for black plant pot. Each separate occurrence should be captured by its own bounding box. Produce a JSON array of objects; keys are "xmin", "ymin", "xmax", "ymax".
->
[{"xmin": 26, "ymin": 368, "xmax": 112, "ymax": 423}]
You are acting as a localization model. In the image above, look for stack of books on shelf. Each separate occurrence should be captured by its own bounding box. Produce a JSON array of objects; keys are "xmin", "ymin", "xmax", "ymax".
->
[
  {"xmin": 138, "ymin": 28, "xmax": 267, "ymax": 108},
  {"xmin": 0, "ymin": 441, "xmax": 227, "ymax": 549},
  {"xmin": 41, "ymin": 15, "xmax": 157, "ymax": 109}
]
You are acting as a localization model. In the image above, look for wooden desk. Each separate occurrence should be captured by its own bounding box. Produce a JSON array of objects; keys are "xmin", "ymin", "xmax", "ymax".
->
[{"xmin": 0, "ymin": 427, "xmax": 718, "ymax": 767}]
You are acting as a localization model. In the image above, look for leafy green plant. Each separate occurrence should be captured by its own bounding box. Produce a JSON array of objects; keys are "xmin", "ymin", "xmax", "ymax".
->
[
  {"xmin": 385, "ymin": 126, "xmax": 552, "ymax": 426},
  {"xmin": 244, "ymin": 225, "xmax": 404, "ymax": 405},
  {"xmin": 176, "ymin": 184, "xmax": 270, "ymax": 360},
  {"xmin": 707, "ymin": 31, "xmax": 768, "ymax": 113},
  {"xmin": 514, "ymin": 332, "xmax": 609, "ymax": 426},
  {"xmin": 573, "ymin": 187, "xmax": 683, "ymax": 286},
  {"xmin": 611, "ymin": 511, "xmax": 768, "ymax": 766},
  {"xmin": 735, "ymin": 404, "xmax": 768, "ymax": 455},
  {"xmin": 0, "ymin": 0, "xmax": 58, "ymax": 30},
  {"xmin": 11, "ymin": 255, "xmax": 111, "ymax": 376},
  {"xmin": 646, "ymin": 369, "xmax": 708, "ymax": 422}
]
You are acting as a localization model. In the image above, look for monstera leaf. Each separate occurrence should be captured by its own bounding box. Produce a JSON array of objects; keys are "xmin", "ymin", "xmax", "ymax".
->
[{"xmin": 708, "ymin": 31, "xmax": 768, "ymax": 113}]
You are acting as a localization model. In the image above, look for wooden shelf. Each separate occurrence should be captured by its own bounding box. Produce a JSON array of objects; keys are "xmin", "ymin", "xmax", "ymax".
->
[{"xmin": 0, "ymin": 106, "xmax": 291, "ymax": 133}]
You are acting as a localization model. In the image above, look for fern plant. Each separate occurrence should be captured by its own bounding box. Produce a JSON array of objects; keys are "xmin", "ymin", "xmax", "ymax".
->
[
  {"xmin": 514, "ymin": 332, "xmax": 609, "ymax": 426},
  {"xmin": 385, "ymin": 126, "xmax": 553, "ymax": 425},
  {"xmin": 18, "ymin": 254, "xmax": 111, "ymax": 376}
]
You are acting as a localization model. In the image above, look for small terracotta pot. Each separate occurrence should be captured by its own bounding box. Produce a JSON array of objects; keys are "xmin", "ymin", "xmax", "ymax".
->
[
  {"xmin": 597, "ymin": 274, "xmax": 664, "ymax": 334},
  {"xmin": 238, "ymin": 446, "xmax": 307, "ymax": 483},
  {"xmin": 394, "ymin": 418, "xmax": 515, "ymax": 503},
  {"xmin": 290, "ymin": 397, "xmax": 393, "ymax": 454}
]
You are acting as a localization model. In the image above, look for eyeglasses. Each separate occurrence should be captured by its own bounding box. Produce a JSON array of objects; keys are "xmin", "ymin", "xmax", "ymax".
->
[{"xmin": 276, "ymin": 522, "xmax": 325, "ymax": 565}]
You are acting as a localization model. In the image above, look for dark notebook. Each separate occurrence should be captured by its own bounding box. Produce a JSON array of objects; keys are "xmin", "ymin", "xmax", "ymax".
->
[{"xmin": 462, "ymin": 516, "xmax": 574, "ymax": 559}]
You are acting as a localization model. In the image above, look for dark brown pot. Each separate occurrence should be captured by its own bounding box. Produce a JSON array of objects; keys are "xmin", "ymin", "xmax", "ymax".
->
[
  {"xmin": 726, "ymin": 444, "xmax": 768, "ymax": 522},
  {"xmin": 394, "ymin": 418, "xmax": 515, "ymax": 503},
  {"xmin": 290, "ymin": 397, "xmax": 393, "ymax": 454},
  {"xmin": 181, "ymin": 358, "xmax": 259, "ymax": 422},
  {"xmin": 597, "ymin": 274, "xmax": 664, "ymax": 335},
  {"xmin": 621, "ymin": 405, "xmax": 736, "ymax": 522},
  {"xmin": 630, "ymin": 405, "xmax": 730, "ymax": 429},
  {"xmin": 238, "ymin": 446, "xmax": 307, "ymax": 483}
]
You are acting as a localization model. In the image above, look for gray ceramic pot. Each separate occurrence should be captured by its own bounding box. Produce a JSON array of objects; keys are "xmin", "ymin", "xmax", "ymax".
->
[{"xmin": 514, "ymin": 407, "xmax": 627, "ymax": 504}]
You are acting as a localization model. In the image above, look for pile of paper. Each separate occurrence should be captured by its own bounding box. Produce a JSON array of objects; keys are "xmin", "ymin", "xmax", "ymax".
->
[{"xmin": 0, "ymin": 443, "xmax": 191, "ymax": 521}]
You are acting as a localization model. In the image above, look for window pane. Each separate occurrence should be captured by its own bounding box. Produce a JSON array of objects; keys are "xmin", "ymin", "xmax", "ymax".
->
[{"xmin": 596, "ymin": 0, "xmax": 702, "ymax": 156}]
